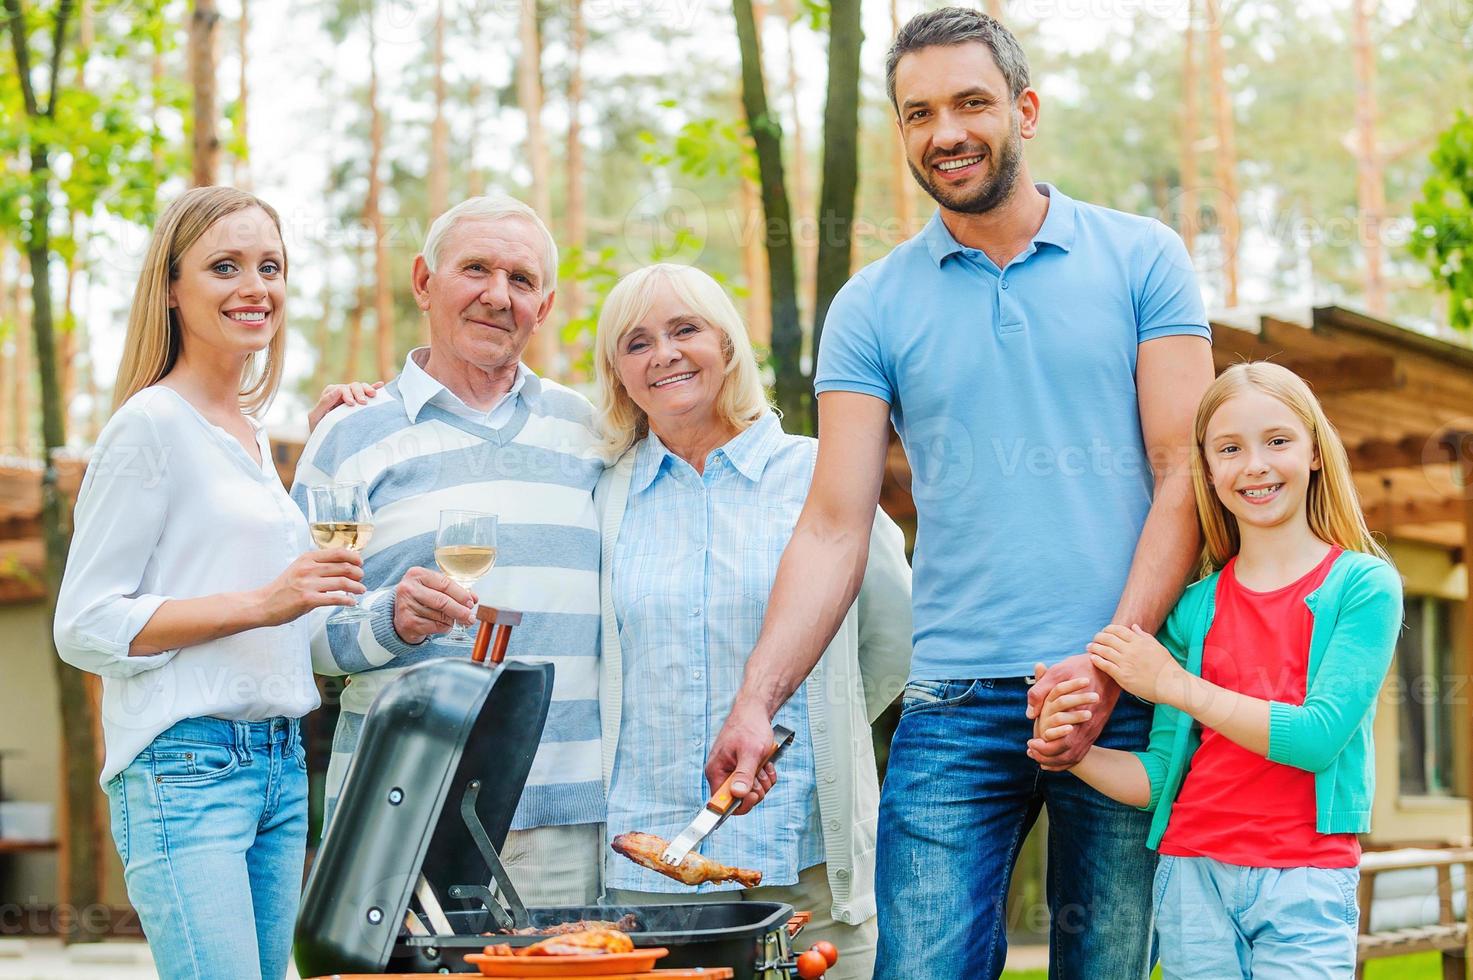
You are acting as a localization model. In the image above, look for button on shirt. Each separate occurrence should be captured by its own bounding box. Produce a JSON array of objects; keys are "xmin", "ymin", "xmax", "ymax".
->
[
  {"xmin": 605, "ymin": 413, "xmax": 825, "ymax": 892},
  {"xmin": 814, "ymin": 183, "xmax": 1211, "ymax": 678}
]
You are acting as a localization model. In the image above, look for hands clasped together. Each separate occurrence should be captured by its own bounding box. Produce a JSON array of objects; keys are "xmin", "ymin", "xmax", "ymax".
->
[{"xmin": 1026, "ymin": 624, "xmax": 1185, "ymax": 772}]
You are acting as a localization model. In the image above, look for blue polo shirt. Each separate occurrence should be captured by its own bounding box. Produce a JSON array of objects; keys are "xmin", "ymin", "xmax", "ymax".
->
[{"xmin": 815, "ymin": 183, "xmax": 1210, "ymax": 679}]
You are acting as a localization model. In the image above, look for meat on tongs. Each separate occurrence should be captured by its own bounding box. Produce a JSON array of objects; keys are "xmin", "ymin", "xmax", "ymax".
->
[{"xmin": 611, "ymin": 831, "xmax": 762, "ymax": 888}]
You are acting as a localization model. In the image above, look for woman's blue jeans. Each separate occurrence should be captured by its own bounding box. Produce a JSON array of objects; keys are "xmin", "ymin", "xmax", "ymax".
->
[
  {"xmin": 874, "ymin": 677, "xmax": 1158, "ymax": 980},
  {"xmin": 104, "ymin": 716, "xmax": 308, "ymax": 980}
]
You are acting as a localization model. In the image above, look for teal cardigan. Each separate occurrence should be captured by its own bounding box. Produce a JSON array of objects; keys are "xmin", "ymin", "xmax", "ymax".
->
[{"xmin": 1132, "ymin": 549, "xmax": 1404, "ymax": 850}]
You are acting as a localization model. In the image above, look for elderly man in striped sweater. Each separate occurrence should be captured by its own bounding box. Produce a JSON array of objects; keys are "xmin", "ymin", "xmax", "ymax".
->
[{"xmin": 292, "ymin": 194, "xmax": 606, "ymax": 905}]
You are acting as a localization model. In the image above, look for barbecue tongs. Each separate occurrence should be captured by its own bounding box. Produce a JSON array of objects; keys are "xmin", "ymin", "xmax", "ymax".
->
[{"xmin": 661, "ymin": 724, "xmax": 796, "ymax": 868}]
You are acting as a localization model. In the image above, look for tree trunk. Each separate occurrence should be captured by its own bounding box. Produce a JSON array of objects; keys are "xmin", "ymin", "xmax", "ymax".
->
[
  {"xmin": 365, "ymin": 12, "xmax": 395, "ymax": 380},
  {"xmin": 467, "ymin": 79, "xmax": 485, "ymax": 198},
  {"xmin": 2, "ymin": 3, "xmax": 104, "ymax": 934},
  {"xmin": 518, "ymin": 0, "xmax": 555, "ymax": 373},
  {"xmin": 236, "ymin": 0, "xmax": 250, "ymax": 188},
  {"xmin": 739, "ymin": 170, "xmax": 771, "ymax": 346},
  {"xmin": 564, "ymin": 0, "xmax": 587, "ymax": 371},
  {"xmin": 0, "ymin": 242, "xmax": 11, "ymax": 453},
  {"xmin": 428, "ymin": 0, "xmax": 448, "ymax": 222},
  {"xmin": 189, "ymin": 0, "xmax": 220, "ymax": 187},
  {"xmin": 985, "ymin": 0, "xmax": 1003, "ymax": 20},
  {"xmin": 1178, "ymin": 0, "xmax": 1197, "ymax": 255},
  {"xmin": 61, "ymin": 226, "xmax": 80, "ymax": 412},
  {"xmin": 15, "ymin": 254, "xmax": 32, "ymax": 456},
  {"xmin": 733, "ymin": 0, "xmax": 802, "ymax": 426},
  {"xmin": 889, "ymin": 0, "xmax": 914, "ymax": 242},
  {"xmin": 1204, "ymin": 0, "xmax": 1238, "ymax": 306},
  {"xmin": 810, "ymin": 0, "xmax": 861, "ymax": 433},
  {"xmin": 1351, "ymin": 0, "xmax": 1386, "ymax": 315},
  {"xmin": 346, "ymin": 263, "xmax": 366, "ymax": 383},
  {"xmin": 777, "ymin": 0, "xmax": 814, "ymax": 328}
]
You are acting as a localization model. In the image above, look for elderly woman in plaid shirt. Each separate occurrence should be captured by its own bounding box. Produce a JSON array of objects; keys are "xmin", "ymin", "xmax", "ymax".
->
[{"xmin": 591, "ymin": 263, "xmax": 913, "ymax": 979}]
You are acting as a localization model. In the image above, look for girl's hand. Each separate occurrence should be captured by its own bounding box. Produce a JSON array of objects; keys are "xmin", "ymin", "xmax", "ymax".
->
[
  {"xmin": 1026, "ymin": 674, "xmax": 1099, "ymax": 771},
  {"xmin": 1088, "ymin": 624, "xmax": 1184, "ymax": 705},
  {"xmin": 254, "ymin": 548, "xmax": 365, "ymax": 626},
  {"xmin": 308, "ymin": 380, "xmax": 385, "ymax": 432}
]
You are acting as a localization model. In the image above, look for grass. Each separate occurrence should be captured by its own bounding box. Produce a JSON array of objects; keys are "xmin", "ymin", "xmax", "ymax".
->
[{"xmin": 1000, "ymin": 951, "xmax": 1449, "ymax": 979}]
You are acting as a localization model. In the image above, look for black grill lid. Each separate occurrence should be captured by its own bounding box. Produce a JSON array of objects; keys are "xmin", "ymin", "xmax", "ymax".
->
[{"xmin": 295, "ymin": 658, "xmax": 554, "ymax": 977}]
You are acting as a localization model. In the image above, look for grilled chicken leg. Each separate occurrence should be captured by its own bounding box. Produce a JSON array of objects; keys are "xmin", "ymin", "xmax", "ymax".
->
[{"xmin": 611, "ymin": 831, "xmax": 762, "ymax": 888}]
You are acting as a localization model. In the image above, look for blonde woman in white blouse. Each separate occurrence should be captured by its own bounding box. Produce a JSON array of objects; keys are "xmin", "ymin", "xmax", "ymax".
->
[{"xmin": 54, "ymin": 187, "xmax": 363, "ymax": 980}]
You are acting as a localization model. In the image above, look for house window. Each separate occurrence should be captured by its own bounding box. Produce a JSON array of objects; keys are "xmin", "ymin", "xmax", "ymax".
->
[{"xmin": 1396, "ymin": 595, "xmax": 1461, "ymax": 798}]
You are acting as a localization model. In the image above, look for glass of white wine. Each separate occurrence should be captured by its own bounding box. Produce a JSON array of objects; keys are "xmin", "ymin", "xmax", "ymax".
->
[
  {"xmin": 307, "ymin": 482, "xmax": 374, "ymax": 624},
  {"xmin": 434, "ymin": 509, "xmax": 498, "ymax": 647}
]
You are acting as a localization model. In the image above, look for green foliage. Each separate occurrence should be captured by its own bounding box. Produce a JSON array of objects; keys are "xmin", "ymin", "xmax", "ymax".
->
[
  {"xmin": 1411, "ymin": 112, "xmax": 1473, "ymax": 331},
  {"xmin": 1, "ymin": 0, "xmax": 182, "ymax": 252},
  {"xmin": 639, "ymin": 107, "xmax": 755, "ymax": 182},
  {"xmin": 559, "ymin": 243, "xmax": 621, "ymax": 378}
]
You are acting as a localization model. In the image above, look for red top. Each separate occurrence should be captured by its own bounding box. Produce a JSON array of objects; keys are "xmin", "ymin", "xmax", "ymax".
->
[{"xmin": 1159, "ymin": 546, "xmax": 1360, "ymax": 868}]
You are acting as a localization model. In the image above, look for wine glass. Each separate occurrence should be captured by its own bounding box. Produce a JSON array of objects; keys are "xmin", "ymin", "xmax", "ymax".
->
[
  {"xmin": 434, "ymin": 510, "xmax": 498, "ymax": 647},
  {"xmin": 307, "ymin": 482, "xmax": 374, "ymax": 624}
]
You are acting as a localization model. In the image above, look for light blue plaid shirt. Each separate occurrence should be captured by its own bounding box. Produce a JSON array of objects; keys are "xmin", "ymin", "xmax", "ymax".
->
[{"xmin": 605, "ymin": 412, "xmax": 825, "ymax": 892}]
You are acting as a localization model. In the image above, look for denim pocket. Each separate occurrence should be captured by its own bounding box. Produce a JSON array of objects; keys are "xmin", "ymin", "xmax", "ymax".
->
[
  {"xmin": 1152, "ymin": 855, "xmax": 1176, "ymax": 920},
  {"xmin": 1324, "ymin": 866, "xmax": 1361, "ymax": 928},
  {"xmin": 900, "ymin": 679, "xmax": 977, "ymax": 714},
  {"xmin": 105, "ymin": 773, "xmax": 129, "ymax": 867},
  {"xmin": 150, "ymin": 743, "xmax": 238, "ymax": 784},
  {"xmin": 292, "ymin": 740, "xmax": 308, "ymax": 771}
]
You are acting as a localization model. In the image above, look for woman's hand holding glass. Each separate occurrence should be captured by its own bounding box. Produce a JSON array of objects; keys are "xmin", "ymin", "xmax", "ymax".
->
[{"xmin": 253, "ymin": 548, "xmax": 365, "ymax": 626}]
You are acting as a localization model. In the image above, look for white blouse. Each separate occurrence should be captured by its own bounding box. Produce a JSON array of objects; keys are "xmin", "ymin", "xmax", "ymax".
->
[{"xmin": 54, "ymin": 386, "xmax": 320, "ymax": 782}]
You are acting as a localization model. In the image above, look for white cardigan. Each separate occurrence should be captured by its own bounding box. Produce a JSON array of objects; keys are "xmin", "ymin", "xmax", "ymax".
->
[{"xmin": 595, "ymin": 447, "xmax": 914, "ymax": 924}]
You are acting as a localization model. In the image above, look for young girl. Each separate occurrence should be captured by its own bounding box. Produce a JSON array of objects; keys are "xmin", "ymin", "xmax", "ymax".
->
[
  {"xmin": 1029, "ymin": 362, "xmax": 1402, "ymax": 979},
  {"xmin": 54, "ymin": 186, "xmax": 364, "ymax": 980}
]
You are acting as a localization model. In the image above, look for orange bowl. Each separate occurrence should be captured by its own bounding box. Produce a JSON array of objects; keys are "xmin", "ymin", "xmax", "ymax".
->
[{"xmin": 464, "ymin": 947, "xmax": 669, "ymax": 977}]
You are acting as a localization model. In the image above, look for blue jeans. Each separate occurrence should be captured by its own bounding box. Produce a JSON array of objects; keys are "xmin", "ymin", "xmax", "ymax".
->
[
  {"xmin": 104, "ymin": 716, "xmax": 308, "ymax": 980},
  {"xmin": 1154, "ymin": 855, "xmax": 1359, "ymax": 979},
  {"xmin": 874, "ymin": 678, "xmax": 1156, "ymax": 980}
]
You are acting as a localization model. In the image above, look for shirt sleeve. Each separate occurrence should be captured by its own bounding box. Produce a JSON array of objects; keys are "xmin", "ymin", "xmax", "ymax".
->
[
  {"xmin": 1134, "ymin": 220, "xmax": 1211, "ymax": 345},
  {"xmin": 53, "ymin": 407, "xmax": 179, "ymax": 677},
  {"xmin": 1267, "ymin": 561, "xmax": 1404, "ymax": 773},
  {"xmin": 813, "ymin": 273, "xmax": 894, "ymax": 404},
  {"xmin": 1133, "ymin": 593, "xmax": 1193, "ymax": 810}
]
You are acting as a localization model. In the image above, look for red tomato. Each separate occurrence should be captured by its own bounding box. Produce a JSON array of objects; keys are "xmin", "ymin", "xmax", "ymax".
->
[
  {"xmin": 812, "ymin": 940, "xmax": 840, "ymax": 966},
  {"xmin": 795, "ymin": 948, "xmax": 828, "ymax": 978}
]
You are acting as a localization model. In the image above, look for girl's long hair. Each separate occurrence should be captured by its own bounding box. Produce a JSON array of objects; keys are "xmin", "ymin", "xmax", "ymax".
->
[
  {"xmin": 113, "ymin": 186, "xmax": 288, "ymax": 414},
  {"xmin": 1192, "ymin": 362, "xmax": 1388, "ymax": 573}
]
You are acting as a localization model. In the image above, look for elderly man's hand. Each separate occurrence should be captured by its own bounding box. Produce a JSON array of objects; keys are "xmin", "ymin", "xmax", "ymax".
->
[
  {"xmin": 1025, "ymin": 653, "xmax": 1120, "ymax": 770},
  {"xmin": 392, "ymin": 567, "xmax": 478, "ymax": 645}
]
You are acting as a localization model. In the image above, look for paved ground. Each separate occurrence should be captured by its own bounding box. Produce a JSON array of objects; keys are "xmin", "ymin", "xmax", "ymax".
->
[{"xmin": 0, "ymin": 937, "xmax": 1051, "ymax": 977}]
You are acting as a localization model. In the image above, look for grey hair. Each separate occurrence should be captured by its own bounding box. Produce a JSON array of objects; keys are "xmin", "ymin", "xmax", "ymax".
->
[
  {"xmin": 885, "ymin": 7, "xmax": 1031, "ymax": 113},
  {"xmin": 420, "ymin": 194, "xmax": 559, "ymax": 294}
]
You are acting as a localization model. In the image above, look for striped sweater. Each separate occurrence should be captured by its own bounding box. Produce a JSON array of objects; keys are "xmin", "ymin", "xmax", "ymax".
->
[{"xmin": 290, "ymin": 366, "xmax": 605, "ymax": 830}]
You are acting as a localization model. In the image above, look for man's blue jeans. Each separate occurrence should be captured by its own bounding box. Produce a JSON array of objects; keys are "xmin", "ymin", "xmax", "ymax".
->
[
  {"xmin": 874, "ymin": 677, "xmax": 1156, "ymax": 980},
  {"xmin": 104, "ymin": 716, "xmax": 308, "ymax": 980}
]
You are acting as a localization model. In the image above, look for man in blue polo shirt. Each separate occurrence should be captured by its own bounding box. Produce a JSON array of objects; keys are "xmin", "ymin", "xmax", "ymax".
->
[{"xmin": 707, "ymin": 7, "xmax": 1215, "ymax": 978}]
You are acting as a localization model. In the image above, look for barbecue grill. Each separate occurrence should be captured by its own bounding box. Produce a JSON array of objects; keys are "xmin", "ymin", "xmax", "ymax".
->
[{"xmin": 293, "ymin": 656, "xmax": 814, "ymax": 978}]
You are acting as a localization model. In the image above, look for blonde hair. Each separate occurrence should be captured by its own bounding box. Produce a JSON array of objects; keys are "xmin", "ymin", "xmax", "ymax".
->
[
  {"xmin": 1192, "ymin": 361, "xmax": 1388, "ymax": 573},
  {"xmin": 113, "ymin": 186, "xmax": 288, "ymax": 414},
  {"xmin": 593, "ymin": 263, "xmax": 770, "ymax": 457}
]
